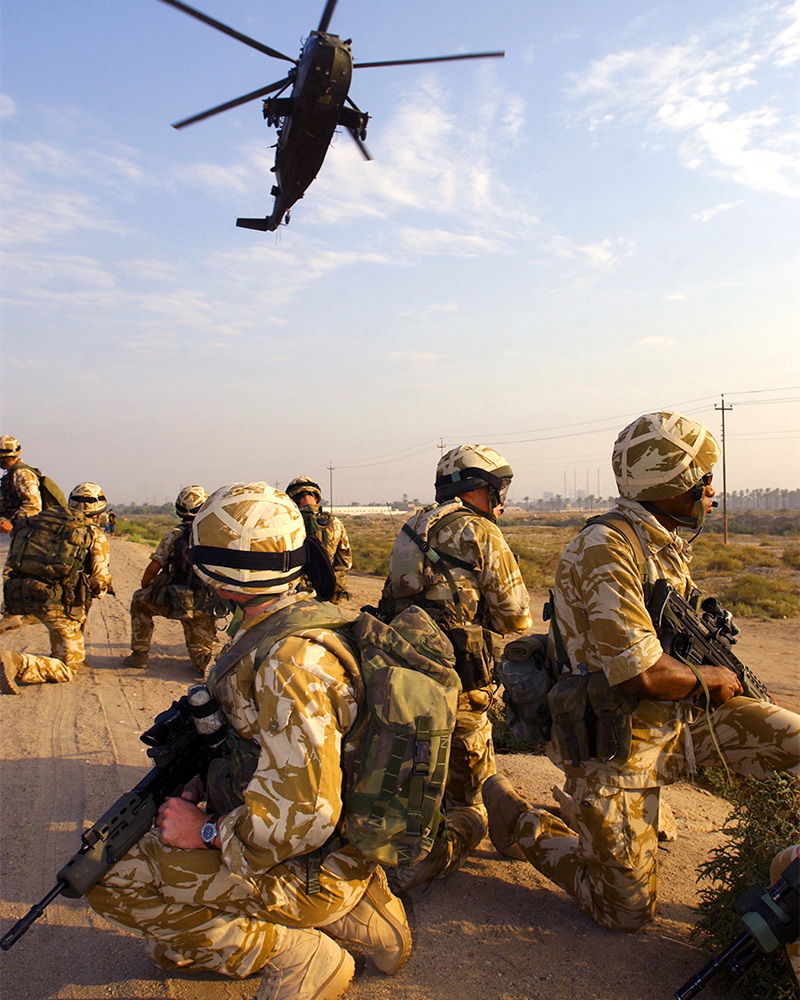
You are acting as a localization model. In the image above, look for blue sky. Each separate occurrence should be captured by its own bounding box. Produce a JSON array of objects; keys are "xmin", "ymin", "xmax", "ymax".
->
[{"xmin": 1, "ymin": 0, "xmax": 798, "ymax": 505}]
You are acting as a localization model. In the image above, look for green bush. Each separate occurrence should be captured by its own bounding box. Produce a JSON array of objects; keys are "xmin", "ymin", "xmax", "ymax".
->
[
  {"xmin": 116, "ymin": 515, "xmax": 173, "ymax": 547},
  {"xmin": 716, "ymin": 574, "xmax": 800, "ymax": 618},
  {"xmin": 782, "ymin": 546, "xmax": 800, "ymax": 570},
  {"xmin": 693, "ymin": 773, "xmax": 799, "ymax": 1000}
]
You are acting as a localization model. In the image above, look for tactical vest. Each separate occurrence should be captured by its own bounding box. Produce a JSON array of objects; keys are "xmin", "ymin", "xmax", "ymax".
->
[{"xmin": 3, "ymin": 506, "xmax": 95, "ymax": 618}]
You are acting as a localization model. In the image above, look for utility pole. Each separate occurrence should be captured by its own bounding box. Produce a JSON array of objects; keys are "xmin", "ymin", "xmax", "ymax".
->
[
  {"xmin": 327, "ymin": 465, "xmax": 334, "ymax": 512},
  {"xmin": 438, "ymin": 437, "xmax": 446, "ymax": 457},
  {"xmin": 714, "ymin": 395, "xmax": 733, "ymax": 543}
]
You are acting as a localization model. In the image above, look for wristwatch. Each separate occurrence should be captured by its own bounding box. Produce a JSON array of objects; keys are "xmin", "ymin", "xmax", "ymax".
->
[{"xmin": 200, "ymin": 814, "xmax": 220, "ymax": 849}]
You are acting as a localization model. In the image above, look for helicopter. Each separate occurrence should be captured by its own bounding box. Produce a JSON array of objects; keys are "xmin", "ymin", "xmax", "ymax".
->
[{"xmin": 156, "ymin": 0, "xmax": 504, "ymax": 232}]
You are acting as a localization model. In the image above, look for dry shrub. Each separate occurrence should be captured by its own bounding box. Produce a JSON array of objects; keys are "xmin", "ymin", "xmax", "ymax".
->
[{"xmin": 693, "ymin": 773, "xmax": 799, "ymax": 1000}]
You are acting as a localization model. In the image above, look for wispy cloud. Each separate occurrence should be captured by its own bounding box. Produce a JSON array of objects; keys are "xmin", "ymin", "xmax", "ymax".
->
[
  {"xmin": 635, "ymin": 335, "xmax": 677, "ymax": 348},
  {"xmin": 564, "ymin": 3, "xmax": 800, "ymax": 196},
  {"xmin": 691, "ymin": 200, "xmax": 742, "ymax": 222}
]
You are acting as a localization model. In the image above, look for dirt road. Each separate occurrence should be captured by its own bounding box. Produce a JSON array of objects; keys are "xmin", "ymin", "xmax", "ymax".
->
[{"xmin": 1, "ymin": 535, "xmax": 797, "ymax": 1000}]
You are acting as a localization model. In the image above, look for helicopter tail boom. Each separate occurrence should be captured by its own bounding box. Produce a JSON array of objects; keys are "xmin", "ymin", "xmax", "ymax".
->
[{"xmin": 236, "ymin": 218, "xmax": 277, "ymax": 232}]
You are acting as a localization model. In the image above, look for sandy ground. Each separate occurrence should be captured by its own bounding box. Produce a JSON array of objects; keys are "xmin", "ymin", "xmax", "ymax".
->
[{"xmin": 1, "ymin": 535, "xmax": 798, "ymax": 1000}]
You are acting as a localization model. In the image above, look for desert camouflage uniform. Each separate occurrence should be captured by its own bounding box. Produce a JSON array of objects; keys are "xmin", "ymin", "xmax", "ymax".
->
[
  {"xmin": 87, "ymin": 592, "xmax": 375, "ymax": 977},
  {"xmin": 386, "ymin": 500, "xmax": 532, "ymax": 877},
  {"xmin": 129, "ymin": 525, "xmax": 216, "ymax": 672},
  {"xmin": 0, "ymin": 464, "xmax": 42, "ymax": 525},
  {"xmin": 2, "ymin": 522, "xmax": 111, "ymax": 685},
  {"xmin": 510, "ymin": 498, "xmax": 800, "ymax": 930},
  {"xmin": 296, "ymin": 505, "xmax": 352, "ymax": 604}
]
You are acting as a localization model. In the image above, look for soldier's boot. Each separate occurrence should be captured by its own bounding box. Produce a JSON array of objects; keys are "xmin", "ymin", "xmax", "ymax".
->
[
  {"xmin": 0, "ymin": 651, "xmax": 21, "ymax": 694},
  {"xmin": 0, "ymin": 613, "xmax": 38, "ymax": 635},
  {"xmin": 482, "ymin": 774, "xmax": 528, "ymax": 860},
  {"xmin": 122, "ymin": 651, "xmax": 149, "ymax": 669},
  {"xmin": 255, "ymin": 926, "xmax": 354, "ymax": 1000},
  {"xmin": 388, "ymin": 806, "xmax": 487, "ymax": 893},
  {"xmin": 324, "ymin": 865, "xmax": 411, "ymax": 975}
]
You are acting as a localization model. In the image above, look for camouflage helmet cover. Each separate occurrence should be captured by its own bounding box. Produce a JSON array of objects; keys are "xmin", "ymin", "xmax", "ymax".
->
[
  {"xmin": 0, "ymin": 435, "xmax": 21, "ymax": 456},
  {"xmin": 68, "ymin": 481, "xmax": 108, "ymax": 516},
  {"xmin": 286, "ymin": 476, "xmax": 322, "ymax": 503},
  {"xmin": 175, "ymin": 484, "xmax": 208, "ymax": 519},
  {"xmin": 613, "ymin": 411, "xmax": 720, "ymax": 501},
  {"xmin": 191, "ymin": 482, "xmax": 307, "ymax": 595},
  {"xmin": 435, "ymin": 444, "xmax": 513, "ymax": 503}
]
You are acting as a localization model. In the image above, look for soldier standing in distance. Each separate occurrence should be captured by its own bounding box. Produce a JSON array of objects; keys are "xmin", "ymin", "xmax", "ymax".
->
[
  {"xmin": 286, "ymin": 476, "xmax": 353, "ymax": 604},
  {"xmin": 380, "ymin": 445, "xmax": 533, "ymax": 891},
  {"xmin": 484, "ymin": 411, "xmax": 800, "ymax": 930},
  {"xmin": 123, "ymin": 486, "xmax": 217, "ymax": 675},
  {"xmin": 86, "ymin": 483, "xmax": 411, "ymax": 1000},
  {"xmin": 1, "ymin": 483, "xmax": 112, "ymax": 693}
]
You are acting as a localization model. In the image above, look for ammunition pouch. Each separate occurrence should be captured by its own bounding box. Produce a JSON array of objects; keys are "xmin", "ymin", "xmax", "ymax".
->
[
  {"xmin": 548, "ymin": 671, "xmax": 638, "ymax": 767},
  {"xmin": 3, "ymin": 576, "xmax": 54, "ymax": 614},
  {"xmin": 586, "ymin": 672, "xmax": 638, "ymax": 764},
  {"xmin": 205, "ymin": 734, "xmax": 260, "ymax": 814},
  {"xmin": 548, "ymin": 674, "xmax": 592, "ymax": 767},
  {"xmin": 445, "ymin": 624, "xmax": 499, "ymax": 692}
]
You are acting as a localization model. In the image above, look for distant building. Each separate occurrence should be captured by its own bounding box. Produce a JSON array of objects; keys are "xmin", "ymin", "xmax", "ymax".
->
[{"xmin": 330, "ymin": 505, "xmax": 393, "ymax": 516}]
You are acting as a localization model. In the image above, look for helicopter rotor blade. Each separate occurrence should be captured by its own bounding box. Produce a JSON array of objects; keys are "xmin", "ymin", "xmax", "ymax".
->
[
  {"xmin": 172, "ymin": 77, "xmax": 292, "ymax": 128},
  {"xmin": 354, "ymin": 50, "xmax": 504, "ymax": 69},
  {"xmin": 347, "ymin": 129, "xmax": 372, "ymax": 161},
  {"xmin": 317, "ymin": 0, "xmax": 338, "ymax": 33},
  {"xmin": 155, "ymin": 0, "xmax": 296, "ymax": 64}
]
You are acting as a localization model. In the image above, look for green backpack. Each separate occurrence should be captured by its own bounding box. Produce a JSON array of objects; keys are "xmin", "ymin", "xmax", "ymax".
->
[
  {"xmin": 14, "ymin": 462, "xmax": 67, "ymax": 509},
  {"xmin": 206, "ymin": 602, "xmax": 461, "ymax": 868},
  {"xmin": 341, "ymin": 606, "xmax": 461, "ymax": 867},
  {"xmin": 3, "ymin": 506, "xmax": 94, "ymax": 616}
]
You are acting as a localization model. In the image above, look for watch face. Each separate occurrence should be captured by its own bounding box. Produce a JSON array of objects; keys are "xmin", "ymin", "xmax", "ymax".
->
[{"xmin": 201, "ymin": 821, "xmax": 217, "ymax": 846}]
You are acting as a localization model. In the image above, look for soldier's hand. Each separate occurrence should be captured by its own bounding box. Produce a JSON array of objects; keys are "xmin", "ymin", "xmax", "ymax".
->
[
  {"xmin": 0, "ymin": 518, "xmax": 12, "ymax": 534},
  {"xmin": 179, "ymin": 775, "xmax": 205, "ymax": 804},
  {"xmin": 154, "ymin": 796, "xmax": 207, "ymax": 850},
  {"xmin": 698, "ymin": 665, "xmax": 743, "ymax": 705}
]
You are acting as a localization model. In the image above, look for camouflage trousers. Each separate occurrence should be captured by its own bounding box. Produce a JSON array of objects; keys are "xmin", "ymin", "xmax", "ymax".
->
[
  {"xmin": 86, "ymin": 831, "xmax": 374, "ymax": 977},
  {"xmin": 514, "ymin": 696, "xmax": 800, "ymax": 932},
  {"xmin": 0, "ymin": 606, "xmax": 86, "ymax": 685},
  {"xmin": 130, "ymin": 588, "xmax": 216, "ymax": 671}
]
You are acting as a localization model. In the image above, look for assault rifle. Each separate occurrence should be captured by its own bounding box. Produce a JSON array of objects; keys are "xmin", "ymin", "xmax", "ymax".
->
[
  {"xmin": 647, "ymin": 579, "xmax": 772, "ymax": 703},
  {"xmin": 674, "ymin": 856, "xmax": 800, "ymax": 999},
  {"xmin": 0, "ymin": 685, "xmax": 227, "ymax": 951}
]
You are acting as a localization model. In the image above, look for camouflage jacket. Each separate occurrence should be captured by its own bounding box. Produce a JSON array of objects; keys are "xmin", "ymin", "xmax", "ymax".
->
[
  {"xmin": 547, "ymin": 497, "xmax": 699, "ymax": 787},
  {"xmin": 385, "ymin": 500, "xmax": 532, "ymax": 635},
  {"xmin": 86, "ymin": 521, "xmax": 113, "ymax": 598},
  {"xmin": 0, "ymin": 465, "xmax": 42, "ymax": 523},
  {"xmin": 296, "ymin": 506, "xmax": 352, "ymax": 598},
  {"xmin": 209, "ymin": 593, "xmax": 366, "ymax": 881}
]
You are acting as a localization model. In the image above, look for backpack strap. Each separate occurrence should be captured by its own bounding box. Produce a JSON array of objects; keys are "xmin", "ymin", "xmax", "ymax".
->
[
  {"xmin": 400, "ymin": 508, "xmax": 477, "ymax": 623},
  {"xmin": 583, "ymin": 511, "xmax": 658, "ymax": 587}
]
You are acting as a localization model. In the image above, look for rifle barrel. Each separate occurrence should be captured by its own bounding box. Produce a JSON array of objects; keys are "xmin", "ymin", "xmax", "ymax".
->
[{"xmin": 0, "ymin": 880, "xmax": 67, "ymax": 952}]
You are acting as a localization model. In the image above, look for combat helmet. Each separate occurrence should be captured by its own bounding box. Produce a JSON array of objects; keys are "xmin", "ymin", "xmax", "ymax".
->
[
  {"xmin": 613, "ymin": 411, "xmax": 720, "ymax": 502},
  {"xmin": 286, "ymin": 476, "xmax": 322, "ymax": 504},
  {"xmin": 190, "ymin": 482, "xmax": 335, "ymax": 600},
  {"xmin": 68, "ymin": 482, "xmax": 108, "ymax": 516},
  {"xmin": 435, "ymin": 445, "xmax": 514, "ymax": 507},
  {"xmin": 175, "ymin": 484, "xmax": 208, "ymax": 520},
  {"xmin": 0, "ymin": 436, "xmax": 21, "ymax": 466}
]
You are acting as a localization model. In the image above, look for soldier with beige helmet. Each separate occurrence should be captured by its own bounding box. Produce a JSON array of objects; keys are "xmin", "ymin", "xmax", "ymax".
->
[
  {"xmin": 122, "ymin": 485, "xmax": 217, "ymax": 675},
  {"xmin": 380, "ymin": 445, "xmax": 533, "ymax": 891},
  {"xmin": 1, "ymin": 482, "xmax": 112, "ymax": 693},
  {"xmin": 86, "ymin": 483, "xmax": 411, "ymax": 1000},
  {"xmin": 0, "ymin": 435, "xmax": 42, "ymax": 533},
  {"xmin": 484, "ymin": 411, "xmax": 800, "ymax": 931},
  {"xmin": 285, "ymin": 476, "xmax": 353, "ymax": 604}
]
